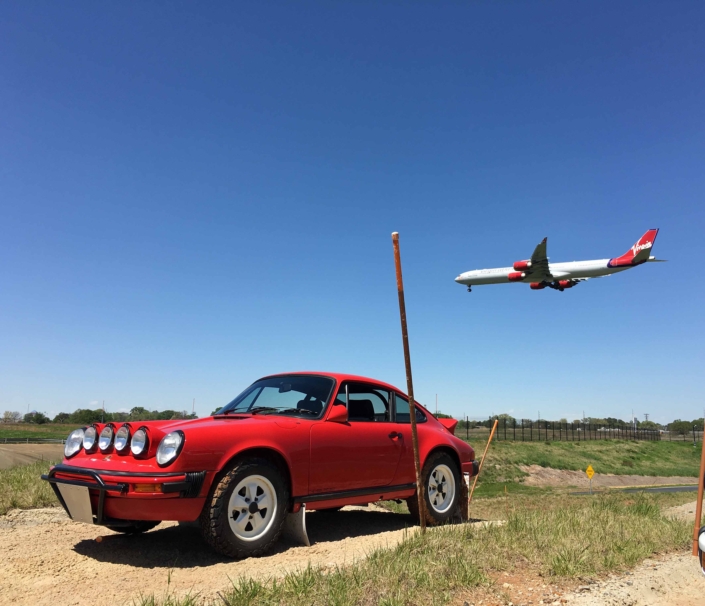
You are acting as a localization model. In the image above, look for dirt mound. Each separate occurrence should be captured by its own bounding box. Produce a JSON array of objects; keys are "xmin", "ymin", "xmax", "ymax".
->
[
  {"xmin": 664, "ymin": 500, "xmax": 699, "ymax": 522},
  {"xmin": 520, "ymin": 465, "xmax": 697, "ymax": 488}
]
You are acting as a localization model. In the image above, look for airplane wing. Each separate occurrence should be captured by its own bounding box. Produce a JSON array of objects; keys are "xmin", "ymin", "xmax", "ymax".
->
[{"xmin": 527, "ymin": 237, "xmax": 552, "ymax": 281}]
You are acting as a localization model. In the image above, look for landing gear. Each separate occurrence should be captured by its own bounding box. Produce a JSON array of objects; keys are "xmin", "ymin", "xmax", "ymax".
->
[{"xmin": 467, "ymin": 286, "xmax": 472, "ymax": 293}]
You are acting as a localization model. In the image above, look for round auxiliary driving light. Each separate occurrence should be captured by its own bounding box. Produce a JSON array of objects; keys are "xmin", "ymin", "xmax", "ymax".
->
[
  {"xmin": 156, "ymin": 431, "xmax": 184, "ymax": 466},
  {"xmin": 65, "ymin": 428, "xmax": 85, "ymax": 458},
  {"xmin": 98, "ymin": 425, "xmax": 114, "ymax": 451},
  {"xmin": 131, "ymin": 427, "xmax": 148, "ymax": 456},
  {"xmin": 115, "ymin": 425, "xmax": 130, "ymax": 452},
  {"xmin": 82, "ymin": 426, "xmax": 97, "ymax": 451}
]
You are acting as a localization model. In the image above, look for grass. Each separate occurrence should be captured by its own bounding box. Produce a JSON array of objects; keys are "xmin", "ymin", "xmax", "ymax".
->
[
  {"xmin": 135, "ymin": 491, "xmax": 693, "ymax": 606},
  {"xmin": 0, "ymin": 459, "xmax": 58, "ymax": 515},
  {"xmin": 465, "ymin": 438, "xmax": 702, "ymax": 483},
  {"xmin": 0, "ymin": 423, "xmax": 69, "ymax": 440}
]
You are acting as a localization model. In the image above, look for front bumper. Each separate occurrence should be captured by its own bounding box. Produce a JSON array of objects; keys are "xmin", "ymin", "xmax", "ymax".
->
[
  {"xmin": 461, "ymin": 460, "xmax": 480, "ymax": 476},
  {"xmin": 42, "ymin": 464, "xmax": 208, "ymax": 526}
]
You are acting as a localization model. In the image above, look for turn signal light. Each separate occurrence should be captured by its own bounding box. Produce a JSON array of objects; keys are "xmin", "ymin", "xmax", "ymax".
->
[{"xmin": 133, "ymin": 483, "xmax": 163, "ymax": 493}]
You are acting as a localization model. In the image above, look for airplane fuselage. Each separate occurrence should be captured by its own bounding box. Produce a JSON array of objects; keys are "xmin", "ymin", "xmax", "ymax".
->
[{"xmin": 456, "ymin": 259, "xmax": 629, "ymax": 286}]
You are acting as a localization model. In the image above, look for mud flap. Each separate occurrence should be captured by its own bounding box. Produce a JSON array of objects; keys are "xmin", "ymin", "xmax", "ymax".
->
[
  {"xmin": 457, "ymin": 472, "xmax": 470, "ymax": 523},
  {"xmin": 283, "ymin": 503, "xmax": 310, "ymax": 546}
]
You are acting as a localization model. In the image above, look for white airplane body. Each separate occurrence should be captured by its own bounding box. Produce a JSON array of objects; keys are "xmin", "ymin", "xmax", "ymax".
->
[{"xmin": 455, "ymin": 229, "xmax": 664, "ymax": 292}]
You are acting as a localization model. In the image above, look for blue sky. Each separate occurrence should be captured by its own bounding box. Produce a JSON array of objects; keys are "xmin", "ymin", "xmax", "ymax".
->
[{"xmin": 1, "ymin": 1, "xmax": 703, "ymax": 424}]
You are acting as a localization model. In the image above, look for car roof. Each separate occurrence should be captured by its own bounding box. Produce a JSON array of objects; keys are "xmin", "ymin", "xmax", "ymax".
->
[{"xmin": 260, "ymin": 371, "xmax": 405, "ymax": 396}]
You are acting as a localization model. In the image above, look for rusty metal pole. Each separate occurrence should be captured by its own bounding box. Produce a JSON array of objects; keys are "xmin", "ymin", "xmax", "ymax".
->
[
  {"xmin": 692, "ymin": 425, "xmax": 705, "ymax": 556},
  {"xmin": 391, "ymin": 232, "xmax": 426, "ymax": 533}
]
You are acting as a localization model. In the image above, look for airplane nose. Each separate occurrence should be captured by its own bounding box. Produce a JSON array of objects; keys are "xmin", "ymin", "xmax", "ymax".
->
[{"xmin": 455, "ymin": 275, "xmax": 463, "ymax": 283}]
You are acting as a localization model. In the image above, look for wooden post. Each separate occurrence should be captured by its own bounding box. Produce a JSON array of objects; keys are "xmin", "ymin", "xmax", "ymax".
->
[
  {"xmin": 468, "ymin": 419, "xmax": 499, "ymax": 511},
  {"xmin": 692, "ymin": 422, "xmax": 705, "ymax": 556},
  {"xmin": 391, "ymin": 232, "xmax": 426, "ymax": 533}
]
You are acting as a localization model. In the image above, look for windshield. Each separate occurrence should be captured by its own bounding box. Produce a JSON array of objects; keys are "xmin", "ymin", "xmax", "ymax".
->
[{"xmin": 215, "ymin": 375, "xmax": 335, "ymax": 418}]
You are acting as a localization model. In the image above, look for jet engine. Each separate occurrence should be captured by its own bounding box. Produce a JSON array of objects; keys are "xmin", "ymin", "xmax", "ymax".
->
[
  {"xmin": 558, "ymin": 280, "xmax": 576, "ymax": 289},
  {"xmin": 507, "ymin": 272, "xmax": 525, "ymax": 282},
  {"xmin": 530, "ymin": 282, "xmax": 546, "ymax": 290},
  {"xmin": 513, "ymin": 260, "xmax": 532, "ymax": 271}
]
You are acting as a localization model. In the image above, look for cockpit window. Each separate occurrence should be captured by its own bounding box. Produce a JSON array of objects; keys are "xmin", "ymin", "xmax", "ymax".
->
[{"xmin": 215, "ymin": 375, "xmax": 335, "ymax": 418}]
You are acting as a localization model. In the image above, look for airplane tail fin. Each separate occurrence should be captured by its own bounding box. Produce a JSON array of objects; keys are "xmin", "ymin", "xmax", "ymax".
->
[{"xmin": 608, "ymin": 229, "xmax": 659, "ymax": 268}]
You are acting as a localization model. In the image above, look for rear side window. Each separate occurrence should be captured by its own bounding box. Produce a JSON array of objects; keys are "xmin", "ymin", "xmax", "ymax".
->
[
  {"xmin": 340, "ymin": 382, "xmax": 391, "ymax": 422},
  {"xmin": 394, "ymin": 394, "xmax": 427, "ymax": 424}
]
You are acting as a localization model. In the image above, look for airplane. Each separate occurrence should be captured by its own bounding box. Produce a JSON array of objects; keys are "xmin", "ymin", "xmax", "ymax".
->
[{"xmin": 455, "ymin": 229, "xmax": 665, "ymax": 292}]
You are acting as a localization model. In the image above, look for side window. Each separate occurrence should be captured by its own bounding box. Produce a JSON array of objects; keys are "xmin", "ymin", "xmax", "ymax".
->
[
  {"xmin": 394, "ymin": 394, "xmax": 427, "ymax": 424},
  {"xmin": 345, "ymin": 383, "xmax": 391, "ymax": 422}
]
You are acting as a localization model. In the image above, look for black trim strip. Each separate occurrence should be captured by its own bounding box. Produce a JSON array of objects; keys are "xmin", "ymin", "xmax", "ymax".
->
[
  {"xmin": 294, "ymin": 482, "xmax": 416, "ymax": 504},
  {"xmin": 53, "ymin": 464, "xmax": 184, "ymax": 477}
]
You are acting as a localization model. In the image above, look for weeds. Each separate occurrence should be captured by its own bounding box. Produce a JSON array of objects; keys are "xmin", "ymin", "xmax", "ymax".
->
[
  {"xmin": 138, "ymin": 492, "xmax": 691, "ymax": 606},
  {"xmin": 0, "ymin": 460, "xmax": 58, "ymax": 515}
]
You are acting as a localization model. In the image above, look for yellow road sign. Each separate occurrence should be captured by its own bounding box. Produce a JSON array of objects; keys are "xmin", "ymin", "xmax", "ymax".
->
[{"xmin": 586, "ymin": 465, "xmax": 595, "ymax": 479}]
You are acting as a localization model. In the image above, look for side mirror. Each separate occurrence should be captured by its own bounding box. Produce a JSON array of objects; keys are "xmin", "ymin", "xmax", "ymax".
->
[
  {"xmin": 327, "ymin": 404, "xmax": 348, "ymax": 423},
  {"xmin": 699, "ymin": 526, "xmax": 705, "ymax": 575}
]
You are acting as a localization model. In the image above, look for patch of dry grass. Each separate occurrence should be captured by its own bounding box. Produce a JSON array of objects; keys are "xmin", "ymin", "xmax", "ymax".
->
[
  {"xmin": 0, "ymin": 460, "xmax": 58, "ymax": 515},
  {"xmin": 137, "ymin": 492, "xmax": 691, "ymax": 606}
]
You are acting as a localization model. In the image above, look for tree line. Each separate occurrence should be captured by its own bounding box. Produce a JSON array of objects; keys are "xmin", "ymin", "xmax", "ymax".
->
[
  {"xmin": 453, "ymin": 413, "xmax": 705, "ymax": 435},
  {"xmin": 1, "ymin": 407, "xmax": 198, "ymax": 425}
]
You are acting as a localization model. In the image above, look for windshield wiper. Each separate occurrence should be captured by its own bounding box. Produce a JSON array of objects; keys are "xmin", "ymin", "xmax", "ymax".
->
[
  {"xmin": 274, "ymin": 408, "xmax": 319, "ymax": 416},
  {"xmin": 248, "ymin": 406, "xmax": 279, "ymax": 415}
]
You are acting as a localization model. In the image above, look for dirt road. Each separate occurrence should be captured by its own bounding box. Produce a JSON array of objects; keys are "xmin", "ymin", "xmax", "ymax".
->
[
  {"xmin": 0, "ymin": 505, "xmax": 421, "ymax": 605},
  {"xmin": 0, "ymin": 444, "xmax": 63, "ymax": 470},
  {"xmin": 520, "ymin": 465, "xmax": 697, "ymax": 489}
]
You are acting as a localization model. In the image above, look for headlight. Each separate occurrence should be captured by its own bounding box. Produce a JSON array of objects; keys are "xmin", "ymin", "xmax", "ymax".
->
[
  {"xmin": 98, "ymin": 425, "xmax": 114, "ymax": 451},
  {"xmin": 82, "ymin": 426, "xmax": 97, "ymax": 451},
  {"xmin": 156, "ymin": 431, "xmax": 184, "ymax": 466},
  {"xmin": 131, "ymin": 427, "xmax": 148, "ymax": 456},
  {"xmin": 115, "ymin": 425, "xmax": 130, "ymax": 452},
  {"xmin": 65, "ymin": 428, "xmax": 84, "ymax": 458}
]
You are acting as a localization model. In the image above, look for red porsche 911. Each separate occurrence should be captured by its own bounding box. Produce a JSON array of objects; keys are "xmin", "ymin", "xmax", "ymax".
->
[{"xmin": 43, "ymin": 372, "xmax": 478, "ymax": 558}]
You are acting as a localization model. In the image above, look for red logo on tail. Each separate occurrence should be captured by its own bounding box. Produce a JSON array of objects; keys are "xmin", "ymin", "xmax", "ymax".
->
[{"xmin": 609, "ymin": 229, "xmax": 659, "ymax": 268}]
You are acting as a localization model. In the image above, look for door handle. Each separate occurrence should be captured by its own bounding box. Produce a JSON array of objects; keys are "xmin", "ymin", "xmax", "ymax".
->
[{"xmin": 388, "ymin": 431, "xmax": 401, "ymax": 439}]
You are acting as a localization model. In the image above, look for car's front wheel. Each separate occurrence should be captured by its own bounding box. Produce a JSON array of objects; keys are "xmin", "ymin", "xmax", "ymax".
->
[
  {"xmin": 200, "ymin": 457, "xmax": 289, "ymax": 558},
  {"xmin": 407, "ymin": 451, "xmax": 461, "ymax": 526}
]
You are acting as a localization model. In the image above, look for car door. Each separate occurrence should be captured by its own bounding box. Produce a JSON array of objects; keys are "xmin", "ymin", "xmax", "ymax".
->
[
  {"xmin": 390, "ymin": 392, "xmax": 428, "ymax": 485},
  {"xmin": 309, "ymin": 382, "xmax": 403, "ymax": 494}
]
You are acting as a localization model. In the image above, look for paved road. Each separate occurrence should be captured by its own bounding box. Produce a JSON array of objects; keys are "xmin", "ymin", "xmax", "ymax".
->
[{"xmin": 572, "ymin": 485, "xmax": 697, "ymax": 495}]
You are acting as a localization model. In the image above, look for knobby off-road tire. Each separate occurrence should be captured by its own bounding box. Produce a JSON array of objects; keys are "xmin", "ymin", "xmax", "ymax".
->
[
  {"xmin": 106, "ymin": 521, "xmax": 160, "ymax": 534},
  {"xmin": 407, "ymin": 451, "xmax": 461, "ymax": 526},
  {"xmin": 200, "ymin": 457, "xmax": 289, "ymax": 559}
]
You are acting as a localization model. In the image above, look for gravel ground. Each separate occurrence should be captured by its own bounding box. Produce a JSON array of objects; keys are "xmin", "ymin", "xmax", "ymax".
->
[
  {"xmin": 0, "ymin": 504, "xmax": 423, "ymax": 605},
  {"xmin": 561, "ymin": 553, "xmax": 703, "ymax": 606}
]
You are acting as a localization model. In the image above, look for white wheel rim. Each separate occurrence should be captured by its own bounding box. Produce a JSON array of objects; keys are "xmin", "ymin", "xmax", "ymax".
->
[
  {"xmin": 428, "ymin": 464, "xmax": 456, "ymax": 514},
  {"xmin": 227, "ymin": 474, "xmax": 278, "ymax": 542}
]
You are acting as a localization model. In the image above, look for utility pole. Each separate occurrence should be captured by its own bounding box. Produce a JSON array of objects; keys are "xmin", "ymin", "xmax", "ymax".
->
[
  {"xmin": 644, "ymin": 413, "xmax": 649, "ymax": 422},
  {"xmin": 192, "ymin": 398, "xmax": 195, "ymax": 415}
]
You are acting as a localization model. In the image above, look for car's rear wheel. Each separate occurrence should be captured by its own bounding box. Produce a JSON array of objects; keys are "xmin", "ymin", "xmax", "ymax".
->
[
  {"xmin": 407, "ymin": 451, "xmax": 460, "ymax": 526},
  {"xmin": 106, "ymin": 521, "xmax": 160, "ymax": 534},
  {"xmin": 200, "ymin": 457, "xmax": 289, "ymax": 558}
]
